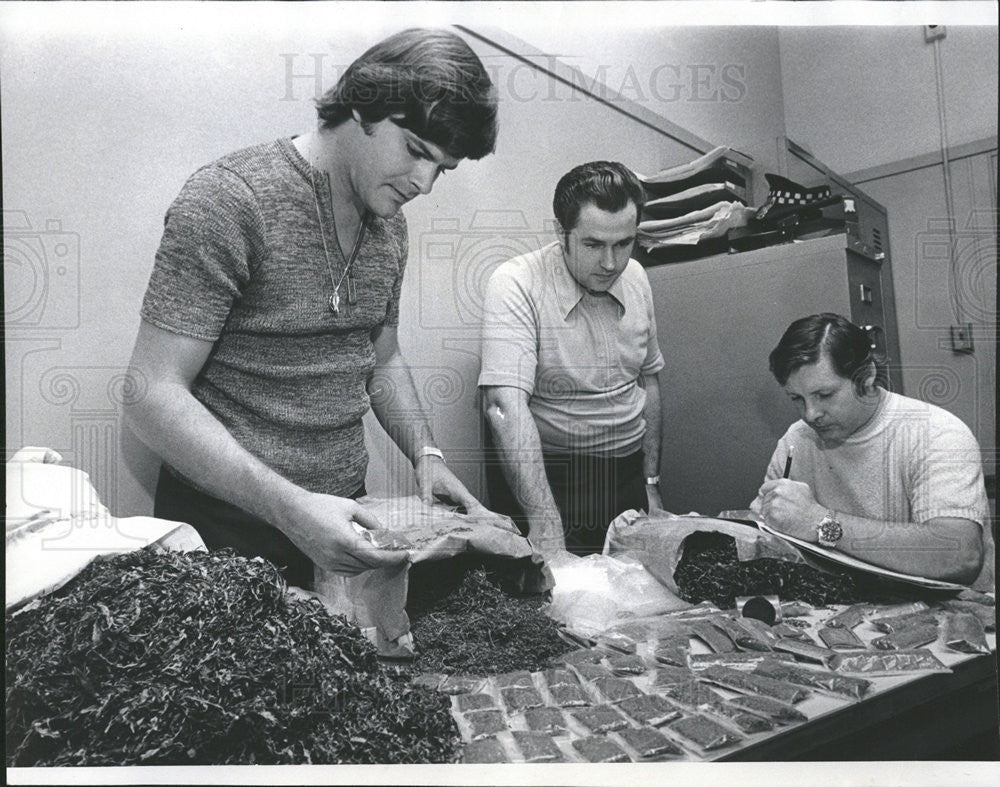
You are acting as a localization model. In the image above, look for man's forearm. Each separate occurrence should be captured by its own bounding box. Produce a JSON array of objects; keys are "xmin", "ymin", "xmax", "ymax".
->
[
  {"xmin": 484, "ymin": 393, "xmax": 565, "ymax": 551},
  {"xmin": 833, "ymin": 511, "xmax": 983, "ymax": 584},
  {"xmin": 640, "ymin": 373, "xmax": 662, "ymax": 479},
  {"xmin": 368, "ymin": 351, "xmax": 436, "ymax": 465},
  {"xmin": 125, "ymin": 380, "xmax": 304, "ymax": 527},
  {"xmin": 760, "ymin": 478, "xmax": 983, "ymax": 584}
]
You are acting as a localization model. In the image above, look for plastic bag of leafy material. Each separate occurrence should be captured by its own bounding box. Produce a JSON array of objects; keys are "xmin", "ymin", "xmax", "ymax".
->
[
  {"xmin": 608, "ymin": 510, "xmax": 870, "ymax": 609},
  {"xmin": 358, "ymin": 496, "xmax": 533, "ymax": 564},
  {"xmin": 313, "ymin": 496, "xmax": 550, "ymax": 655},
  {"xmin": 605, "ymin": 510, "xmax": 806, "ymax": 598},
  {"xmin": 604, "ymin": 511, "xmax": 804, "ymax": 593}
]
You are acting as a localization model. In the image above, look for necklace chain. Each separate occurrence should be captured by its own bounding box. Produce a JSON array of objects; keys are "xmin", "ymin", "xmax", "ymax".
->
[{"xmin": 310, "ymin": 167, "xmax": 368, "ymax": 314}]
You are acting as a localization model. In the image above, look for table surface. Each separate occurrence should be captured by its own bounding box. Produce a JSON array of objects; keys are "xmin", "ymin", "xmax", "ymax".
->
[
  {"xmin": 451, "ymin": 600, "xmax": 998, "ymax": 764},
  {"xmin": 709, "ymin": 605, "xmax": 998, "ymax": 761}
]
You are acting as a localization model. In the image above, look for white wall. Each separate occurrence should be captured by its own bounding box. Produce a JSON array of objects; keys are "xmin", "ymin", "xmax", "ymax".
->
[
  {"xmin": 779, "ymin": 25, "xmax": 998, "ymax": 471},
  {"xmin": 852, "ymin": 148, "xmax": 997, "ymax": 475},
  {"xmin": 511, "ymin": 26, "xmax": 787, "ymax": 189},
  {"xmin": 3, "ymin": 6, "xmax": 790, "ymax": 516},
  {"xmin": 780, "ymin": 26, "xmax": 998, "ymax": 173}
]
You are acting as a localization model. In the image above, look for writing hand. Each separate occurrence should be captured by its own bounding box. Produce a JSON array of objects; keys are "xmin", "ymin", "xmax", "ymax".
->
[{"xmin": 756, "ymin": 478, "xmax": 825, "ymax": 541}]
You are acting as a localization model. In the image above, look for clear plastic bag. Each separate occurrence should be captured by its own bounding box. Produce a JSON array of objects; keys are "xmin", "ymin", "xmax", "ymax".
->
[{"xmin": 546, "ymin": 552, "xmax": 688, "ymax": 637}]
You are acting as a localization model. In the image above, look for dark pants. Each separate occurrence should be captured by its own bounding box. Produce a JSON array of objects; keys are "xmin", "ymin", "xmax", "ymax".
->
[
  {"xmin": 484, "ymin": 444, "xmax": 648, "ymax": 556},
  {"xmin": 154, "ymin": 466, "xmax": 365, "ymax": 590}
]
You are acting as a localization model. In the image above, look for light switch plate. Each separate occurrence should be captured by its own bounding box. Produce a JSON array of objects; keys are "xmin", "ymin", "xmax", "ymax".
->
[
  {"xmin": 924, "ymin": 25, "xmax": 947, "ymax": 42},
  {"xmin": 950, "ymin": 323, "xmax": 974, "ymax": 354}
]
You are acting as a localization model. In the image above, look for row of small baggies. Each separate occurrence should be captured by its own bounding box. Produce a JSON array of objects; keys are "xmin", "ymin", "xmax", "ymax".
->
[
  {"xmin": 442, "ymin": 658, "xmax": 849, "ymax": 762},
  {"xmin": 421, "ymin": 596, "xmax": 995, "ymax": 762}
]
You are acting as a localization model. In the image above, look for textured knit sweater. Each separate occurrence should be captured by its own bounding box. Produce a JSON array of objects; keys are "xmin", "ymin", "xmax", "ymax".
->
[{"xmin": 141, "ymin": 138, "xmax": 408, "ymax": 496}]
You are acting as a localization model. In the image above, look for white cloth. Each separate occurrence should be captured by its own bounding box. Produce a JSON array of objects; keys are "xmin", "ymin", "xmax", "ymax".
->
[{"xmin": 6, "ymin": 454, "xmax": 203, "ymax": 610}]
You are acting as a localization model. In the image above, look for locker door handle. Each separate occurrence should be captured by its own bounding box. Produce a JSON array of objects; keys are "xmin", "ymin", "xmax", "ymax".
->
[{"xmin": 862, "ymin": 324, "xmax": 886, "ymax": 355}]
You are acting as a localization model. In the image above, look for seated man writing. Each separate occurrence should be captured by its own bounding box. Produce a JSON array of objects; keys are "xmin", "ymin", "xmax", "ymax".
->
[{"xmin": 752, "ymin": 313, "xmax": 988, "ymax": 585}]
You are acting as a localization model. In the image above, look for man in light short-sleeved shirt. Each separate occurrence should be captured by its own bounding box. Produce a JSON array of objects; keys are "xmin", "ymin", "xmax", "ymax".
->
[
  {"xmin": 479, "ymin": 161, "xmax": 665, "ymax": 557},
  {"xmin": 752, "ymin": 313, "xmax": 989, "ymax": 586}
]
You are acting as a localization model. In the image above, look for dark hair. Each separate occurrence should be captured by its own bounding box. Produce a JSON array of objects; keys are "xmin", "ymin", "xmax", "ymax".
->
[
  {"xmin": 769, "ymin": 313, "xmax": 883, "ymax": 394},
  {"xmin": 552, "ymin": 161, "xmax": 646, "ymax": 234},
  {"xmin": 316, "ymin": 28, "xmax": 498, "ymax": 160}
]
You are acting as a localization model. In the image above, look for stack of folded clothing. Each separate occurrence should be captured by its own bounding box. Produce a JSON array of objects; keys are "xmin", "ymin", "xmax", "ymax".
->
[
  {"xmin": 634, "ymin": 147, "xmax": 756, "ymax": 252},
  {"xmin": 728, "ymin": 173, "xmax": 849, "ymax": 253}
]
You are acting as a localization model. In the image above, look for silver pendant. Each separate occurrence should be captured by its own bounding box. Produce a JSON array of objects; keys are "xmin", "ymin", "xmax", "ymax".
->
[{"xmin": 329, "ymin": 291, "xmax": 340, "ymax": 314}]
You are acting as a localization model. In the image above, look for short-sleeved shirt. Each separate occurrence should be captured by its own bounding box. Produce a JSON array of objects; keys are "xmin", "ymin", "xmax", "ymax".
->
[
  {"xmin": 478, "ymin": 241, "xmax": 665, "ymax": 456},
  {"xmin": 140, "ymin": 138, "xmax": 408, "ymax": 497},
  {"xmin": 751, "ymin": 390, "xmax": 989, "ymax": 527}
]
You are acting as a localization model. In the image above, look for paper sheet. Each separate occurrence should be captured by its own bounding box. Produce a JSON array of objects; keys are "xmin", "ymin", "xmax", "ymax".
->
[{"xmin": 756, "ymin": 522, "xmax": 966, "ymax": 591}]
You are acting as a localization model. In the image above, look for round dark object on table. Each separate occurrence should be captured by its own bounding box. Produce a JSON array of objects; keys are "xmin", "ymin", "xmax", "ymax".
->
[{"xmin": 740, "ymin": 595, "xmax": 780, "ymax": 625}]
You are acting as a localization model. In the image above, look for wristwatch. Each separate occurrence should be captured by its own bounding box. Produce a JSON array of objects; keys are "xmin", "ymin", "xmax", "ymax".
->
[
  {"xmin": 645, "ymin": 475, "xmax": 660, "ymax": 486},
  {"xmin": 817, "ymin": 511, "xmax": 843, "ymax": 549}
]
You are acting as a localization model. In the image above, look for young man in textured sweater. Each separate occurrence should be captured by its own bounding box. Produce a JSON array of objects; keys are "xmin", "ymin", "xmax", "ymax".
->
[{"xmin": 126, "ymin": 29, "xmax": 499, "ymax": 586}]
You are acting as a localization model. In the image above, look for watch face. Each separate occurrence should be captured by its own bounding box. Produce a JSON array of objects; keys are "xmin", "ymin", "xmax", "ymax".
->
[{"xmin": 819, "ymin": 517, "xmax": 843, "ymax": 545}]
